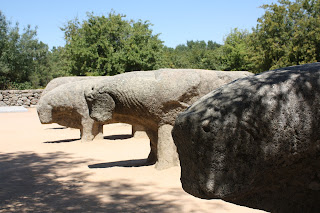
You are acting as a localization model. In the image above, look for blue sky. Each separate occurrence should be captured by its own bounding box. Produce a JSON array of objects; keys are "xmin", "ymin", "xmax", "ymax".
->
[{"xmin": 1, "ymin": 0, "xmax": 276, "ymax": 49}]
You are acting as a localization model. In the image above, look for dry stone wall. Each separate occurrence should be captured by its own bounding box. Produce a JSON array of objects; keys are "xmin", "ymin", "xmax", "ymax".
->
[{"xmin": 0, "ymin": 89, "xmax": 43, "ymax": 107}]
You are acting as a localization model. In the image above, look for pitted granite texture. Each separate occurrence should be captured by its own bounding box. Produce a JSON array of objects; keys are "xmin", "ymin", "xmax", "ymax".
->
[
  {"xmin": 85, "ymin": 69, "xmax": 253, "ymax": 169},
  {"xmin": 172, "ymin": 63, "xmax": 320, "ymax": 213}
]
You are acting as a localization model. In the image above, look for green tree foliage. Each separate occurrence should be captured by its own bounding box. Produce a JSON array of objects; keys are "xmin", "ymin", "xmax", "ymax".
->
[
  {"xmin": 0, "ymin": 11, "xmax": 53, "ymax": 89},
  {"xmin": 0, "ymin": 11, "xmax": 11, "ymax": 88},
  {"xmin": 163, "ymin": 40, "xmax": 222, "ymax": 70},
  {"xmin": 3, "ymin": 1, "xmax": 320, "ymax": 90},
  {"xmin": 61, "ymin": 12, "xmax": 164, "ymax": 76},
  {"xmin": 164, "ymin": 0, "xmax": 320, "ymax": 73},
  {"xmin": 249, "ymin": 0, "xmax": 320, "ymax": 72},
  {"xmin": 220, "ymin": 28, "xmax": 252, "ymax": 71},
  {"xmin": 47, "ymin": 46, "xmax": 70, "ymax": 78}
]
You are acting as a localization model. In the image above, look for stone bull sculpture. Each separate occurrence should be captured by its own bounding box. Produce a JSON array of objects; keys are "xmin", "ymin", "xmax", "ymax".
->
[
  {"xmin": 38, "ymin": 78, "xmax": 106, "ymax": 141},
  {"xmin": 172, "ymin": 63, "xmax": 320, "ymax": 212},
  {"xmin": 39, "ymin": 76, "xmax": 142, "ymax": 138},
  {"xmin": 41, "ymin": 76, "xmax": 98, "ymax": 96},
  {"xmin": 85, "ymin": 69, "xmax": 252, "ymax": 169}
]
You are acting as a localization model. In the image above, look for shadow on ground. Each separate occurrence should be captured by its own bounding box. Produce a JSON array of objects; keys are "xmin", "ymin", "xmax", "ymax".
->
[
  {"xmin": 45, "ymin": 127, "xmax": 68, "ymax": 130},
  {"xmin": 104, "ymin": 134, "xmax": 133, "ymax": 140},
  {"xmin": 44, "ymin": 138, "xmax": 80, "ymax": 143},
  {"xmin": 0, "ymin": 151, "xmax": 211, "ymax": 213},
  {"xmin": 88, "ymin": 159, "xmax": 153, "ymax": 168}
]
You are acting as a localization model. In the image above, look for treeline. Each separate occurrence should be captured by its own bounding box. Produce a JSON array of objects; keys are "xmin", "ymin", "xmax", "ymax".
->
[{"xmin": 1, "ymin": 0, "xmax": 320, "ymax": 90}]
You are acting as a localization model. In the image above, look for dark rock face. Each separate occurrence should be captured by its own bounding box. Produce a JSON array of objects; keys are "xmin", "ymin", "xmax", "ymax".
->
[
  {"xmin": 172, "ymin": 63, "xmax": 320, "ymax": 212},
  {"xmin": 85, "ymin": 69, "xmax": 252, "ymax": 169}
]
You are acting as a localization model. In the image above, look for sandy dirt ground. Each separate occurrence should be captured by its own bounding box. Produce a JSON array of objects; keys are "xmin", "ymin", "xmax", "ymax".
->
[{"xmin": 0, "ymin": 108, "xmax": 268, "ymax": 213}]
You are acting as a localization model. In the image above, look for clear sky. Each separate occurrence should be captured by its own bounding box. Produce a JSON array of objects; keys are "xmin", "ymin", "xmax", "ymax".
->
[{"xmin": 1, "ymin": 0, "xmax": 276, "ymax": 49}]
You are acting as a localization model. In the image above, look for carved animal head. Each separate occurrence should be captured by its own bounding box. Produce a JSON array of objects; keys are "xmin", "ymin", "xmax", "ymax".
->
[
  {"xmin": 37, "ymin": 102, "xmax": 53, "ymax": 124},
  {"xmin": 85, "ymin": 84, "xmax": 115, "ymax": 123}
]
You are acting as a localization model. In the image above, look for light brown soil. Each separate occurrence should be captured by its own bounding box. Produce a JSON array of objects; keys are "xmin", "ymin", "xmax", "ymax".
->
[{"xmin": 0, "ymin": 108, "xmax": 267, "ymax": 213}]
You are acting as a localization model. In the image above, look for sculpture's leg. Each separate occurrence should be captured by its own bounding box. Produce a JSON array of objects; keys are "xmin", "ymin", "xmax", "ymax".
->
[
  {"xmin": 80, "ymin": 119, "xmax": 95, "ymax": 142},
  {"xmin": 155, "ymin": 124, "xmax": 179, "ymax": 170},
  {"xmin": 92, "ymin": 122, "xmax": 104, "ymax": 140},
  {"xmin": 132, "ymin": 124, "xmax": 146, "ymax": 138},
  {"xmin": 145, "ymin": 129, "xmax": 158, "ymax": 165},
  {"xmin": 80, "ymin": 128, "xmax": 84, "ymax": 140}
]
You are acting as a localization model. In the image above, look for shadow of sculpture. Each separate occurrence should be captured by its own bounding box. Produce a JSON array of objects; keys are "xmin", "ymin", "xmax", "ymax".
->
[
  {"xmin": 45, "ymin": 127, "xmax": 68, "ymax": 130},
  {"xmin": 104, "ymin": 134, "xmax": 133, "ymax": 140},
  {"xmin": 0, "ymin": 152, "xmax": 184, "ymax": 212},
  {"xmin": 88, "ymin": 158, "xmax": 153, "ymax": 168},
  {"xmin": 44, "ymin": 138, "xmax": 80, "ymax": 143}
]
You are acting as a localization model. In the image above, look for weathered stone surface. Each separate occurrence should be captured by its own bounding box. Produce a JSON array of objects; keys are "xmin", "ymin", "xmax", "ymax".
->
[
  {"xmin": 11, "ymin": 96, "xmax": 19, "ymax": 101},
  {"xmin": 41, "ymin": 76, "xmax": 99, "ymax": 97},
  {"xmin": 17, "ymin": 100, "xmax": 23, "ymax": 106},
  {"xmin": 37, "ymin": 78, "xmax": 106, "ymax": 142},
  {"xmin": 0, "ymin": 94, "xmax": 3, "ymax": 101},
  {"xmin": 30, "ymin": 99, "xmax": 38, "ymax": 105},
  {"xmin": 85, "ymin": 69, "xmax": 253, "ymax": 169},
  {"xmin": 21, "ymin": 97, "xmax": 28, "ymax": 101},
  {"xmin": 40, "ymin": 76, "xmax": 144, "ymax": 141},
  {"xmin": 172, "ymin": 63, "xmax": 320, "ymax": 212},
  {"xmin": 132, "ymin": 124, "xmax": 147, "ymax": 138},
  {"xmin": 0, "ymin": 89, "xmax": 43, "ymax": 107},
  {"xmin": 22, "ymin": 93, "xmax": 33, "ymax": 97}
]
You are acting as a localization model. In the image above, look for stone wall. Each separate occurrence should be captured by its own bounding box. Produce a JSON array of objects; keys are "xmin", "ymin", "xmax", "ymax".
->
[{"xmin": 0, "ymin": 89, "xmax": 43, "ymax": 107}]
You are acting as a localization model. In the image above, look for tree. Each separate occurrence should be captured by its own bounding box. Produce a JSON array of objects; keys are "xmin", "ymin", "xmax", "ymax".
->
[
  {"xmin": 0, "ymin": 11, "xmax": 51, "ymax": 89},
  {"xmin": 162, "ymin": 45, "xmax": 191, "ymax": 69},
  {"xmin": 289, "ymin": 0, "xmax": 320, "ymax": 65},
  {"xmin": 162, "ymin": 40, "xmax": 222, "ymax": 70},
  {"xmin": 61, "ymin": 11, "xmax": 164, "ymax": 76},
  {"xmin": 47, "ymin": 46, "xmax": 70, "ymax": 78},
  {"xmin": 220, "ymin": 28, "xmax": 252, "ymax": 71},
  {"xmin": 248, "ymin": 0, "xmax": 320, "ymax": 72},
  {"xmin": 0, "ymin": 11, "xmax": 12, "ymax": 88}
]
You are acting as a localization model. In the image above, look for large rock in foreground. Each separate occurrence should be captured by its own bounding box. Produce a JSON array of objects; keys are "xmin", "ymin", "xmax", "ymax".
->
[
  {"xmin": 172, "ymin": 63, "xmax": 320, "ymax": 212},
  {"xmin": 85, "ymin": 69, "xmax": 253, "ymax": 169}
]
